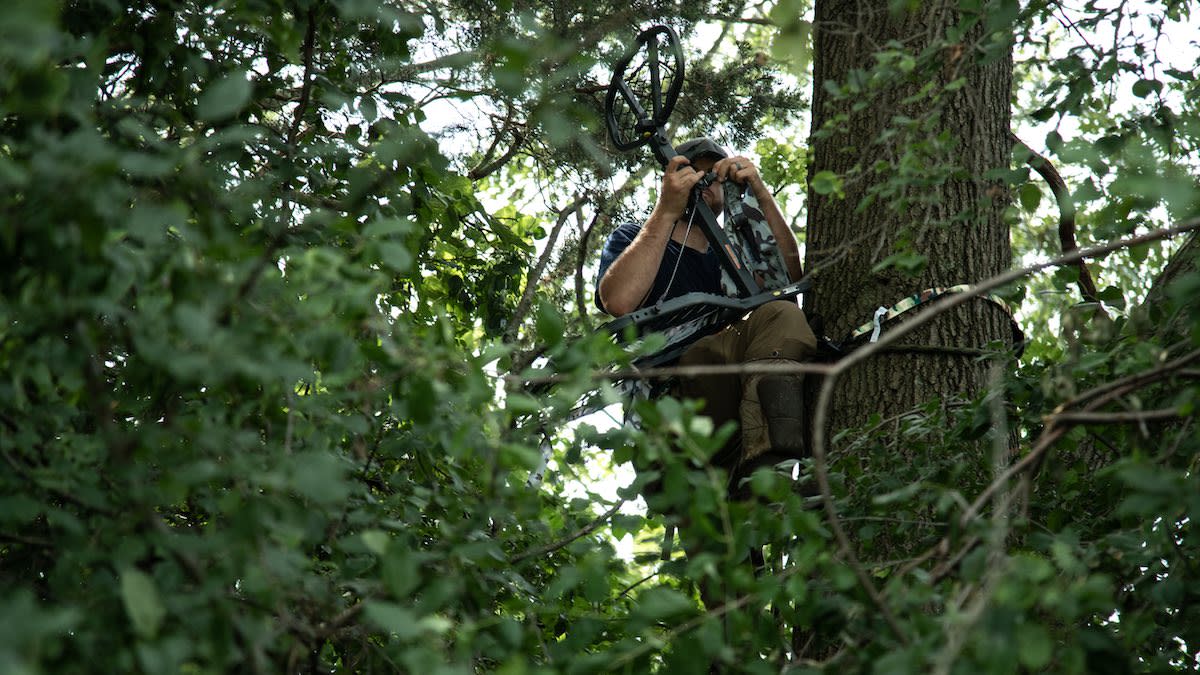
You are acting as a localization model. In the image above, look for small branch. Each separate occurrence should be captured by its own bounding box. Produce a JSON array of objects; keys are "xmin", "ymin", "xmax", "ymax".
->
[
  {"xmin": 510, "ymin": 358, "xmax": 834, "ymax": 387},
  {"xmin": 574, "ymin": 210, "xmax": 602, "ymax": 326},
  {"xmin": 956, "ymin": 348, "xmax": 1200, "ymax": 530},
  {"xmin": 503, "ymin": 193, "xmax": 589, "ymax": 343},
  {"xmin": 0, "ymin": 530, "xmax": 53, "ymax": 548},
  {"xmin": 1049, "ymin": 407, "xmax": 1185, "ymax": 425},
  {"xmin": 1010, "ymin": 131, "xmax": 1099, "ymax": 303},
  {"xmin": 509, "ymin": 501, "xmax": 624, "ymax": 565},
  {"xmin": 317, "ymin": 602, "xmax": 364, "ymax": 640},
  {"xmin": 1056, "ymin": 346, "xmax": 1200, "ymax": 414},
  {"xmin": 614, "ymin": 571, "xmax": 660, "ymax": 601},
  {"xmin": 287, "ymin": 7, "xmax": 319, "ymax": 150},
  {"xmin": 606, "ymin": 591, "xmax": 757, "ymax": 670},
  {"xmin": 397, "ymin": 49, "xmax": 481, "ymax": 78},
  {"xmin": 0, "ymin": 446, "xmax": 115, "ymax": 516},
  {"xmin": 703, "ymin": 14, "xmax": 775, "ymax": 26},
  {"xmin": 468, "ymin": 126, "xmax": 527, "ymax": 180}
]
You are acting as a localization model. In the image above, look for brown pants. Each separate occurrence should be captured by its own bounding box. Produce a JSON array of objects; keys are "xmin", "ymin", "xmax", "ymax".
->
[{"xmin": 675, "ymin": 300, "xmax": 817, "ymax": 469}]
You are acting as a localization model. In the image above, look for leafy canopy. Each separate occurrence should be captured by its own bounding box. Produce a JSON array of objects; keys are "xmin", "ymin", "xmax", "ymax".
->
[{"xmin": 1, "ymin": 0, "xmax": 1199, "ymax": 673}]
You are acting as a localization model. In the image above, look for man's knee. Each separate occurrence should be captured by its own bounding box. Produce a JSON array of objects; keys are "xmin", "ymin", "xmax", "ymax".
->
[{"xmin": 744, "ymin": 301, "xmax": 818, "ymax": 359}]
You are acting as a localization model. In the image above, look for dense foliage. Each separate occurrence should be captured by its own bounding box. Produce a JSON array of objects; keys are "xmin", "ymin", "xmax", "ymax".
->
[{"xmin": 1, "ymin": 0, "xmax": 1198, "ymax": 673}]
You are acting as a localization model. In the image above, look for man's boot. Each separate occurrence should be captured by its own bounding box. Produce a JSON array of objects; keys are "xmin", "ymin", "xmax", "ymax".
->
[
  {"xmin": 758, "ymin": 373, "xmax": 821, "ymax": 501},
  {"xmin": 739, "ymin": 360, "xmax": 808, "ymax": 457},
  {"xmin": 756, "ymin": 374, "xmax": 806, "ymax": 458}
]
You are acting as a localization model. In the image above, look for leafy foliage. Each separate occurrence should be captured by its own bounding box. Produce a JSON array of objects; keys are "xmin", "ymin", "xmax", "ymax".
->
[{"xmin": 1, "ymin": 0, "xmax": 1198, "ymax": 674}]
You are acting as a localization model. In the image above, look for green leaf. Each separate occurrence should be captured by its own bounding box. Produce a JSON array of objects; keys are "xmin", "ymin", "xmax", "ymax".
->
[
  {"xmin": 1130, "ymin": 78, "xmax": 1162, "ymax": 98},
  {"xmin": 1018, "ymin": 183, "xmax": 1042, "ymax": 212},
  {"xmin": 1016, "ymin": 622, "xmax": 1053, "ymax": 669},
  {"xmin": 362, "ymin": 530, "xmax": 390, "ymax": 555},
  {"xmin": 378, "ymin": 242, "xmax": 413, "ymax": 272},
  {"xmin": 360, "ymin": 95, "xmax": 378, "ymax": 123},
  {"xmin": 196, "ymin": 71, "xmax": 252, "ymax": 122},
  {"xmin": 810, "ymin": 170, "xmax": 843, "ymax": 196},
  {"xmin": 364, "ymin": 216, "xmax": 413, "ymax": 238},
  {"xmin": 363, "ymin": 602, "xmax": 422, "ymax": 640},
  {"xmin": 871, "ymin": 251, "xmax": 927, "ymax": 274},
  {"xmin": 120, "ymin": 569, "xmax": 166, "ymax": 639},
  {"xmin": 632, "ymin": 587, "xmax": 694, "ymax": 623},
  {"xmin": 534, "ymin": 303, "xmax": 565, "ymax": 346}
]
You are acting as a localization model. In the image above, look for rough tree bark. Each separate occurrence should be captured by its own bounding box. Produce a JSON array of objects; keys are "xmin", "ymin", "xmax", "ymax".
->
[
  {"xmin": 804, "ymin": 0, "xmax": 1016, "ymax": 434},
  {"xmin": 1144, "ymin": 231, "xmax": 1199, "ymax": 342}
]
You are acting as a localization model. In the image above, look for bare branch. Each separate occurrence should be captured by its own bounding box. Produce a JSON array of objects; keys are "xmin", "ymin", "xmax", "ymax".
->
[
  {"xmin": 703, "ymin": 14, "xmax": 775, "ymax": 26},
  {"xmin": 1050, "ymin": 408, "xmax": 1186, "ymax": 425},
  {"xmin": 1010, "ymin": 131, "xmax": 1099, "ymax": 303},
  {"xmin": 510, "ymin": 501, "xmax": 624, "ymax": 565},
  {"xmin": 287, "ymin": 8, "xmax": 318, "ymax": 151},
  {"xmin": 510, "ymin": 358, "xmax": 834, "ymax": 387},
  {"xmin": 504, "ymin": 193, "xmax": 589, "ymax": 343},
  {"xmin": 398, "ymin": 49, "xmax": 482, "ymax": 78}
]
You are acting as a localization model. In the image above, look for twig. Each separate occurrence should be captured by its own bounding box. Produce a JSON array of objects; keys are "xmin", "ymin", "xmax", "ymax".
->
[
  {"xmin": 574, "ymin": 210, "xmax": 602, "ymax": 327},
  {"xmin": 503, "ymin": 194, "xmax": 589, "ymax": 343},
  {"xmin": 468, "ymin": 125, "xmax": 527, "ymax": 180},
  {"xmin": 1010, "ymin": 130, "xmax": 1099, "ymax": 303},
  {"xmin": 509, "ymin": 501, "xmax": 624, "ymax": 565},
  {"xmin": 955, "ymin": 348, "xmax": 1200, "ymax": 532},
  {"xmin": 614, "ymin": 571, "xmax": 661, "ymax": 601},
  {"xmin": 511, "ymin": 359, "xmax": 834, "ymax": 387},
  {"xmin": 287, "ymin": 7, "xmax": 318, "ymax": 150},
  {"xmin": 229, "ymin": 6, "xmax": 320, "ymax": 317},
  {"xmin": 1049, "ymin": 408, "xmax": 1185, "ymax": 425},
  {"xmin": 1054, "ymin": 346, "xmax": 1200, "ymax": 414},
  {"xmin": 396, "ymin": 49, "xmax": 482, "ymax": 78},
  {"xmin": 703, "ymin": 14, "xmax": 775, "ymax": 26},
  {"xmin": 0, "ymin": 531, "xmax": 53, "ymax": 548},
  {"xmin": 604, "ymin": 577, "xmax": 779, "ymax": 671},
  {"xmin": 317, "ymin": 603, "xmax": 364, "ymax": 640},
  {"xmin": 0, "ymin": 446, "xmax": 115, "ymax": 516}
]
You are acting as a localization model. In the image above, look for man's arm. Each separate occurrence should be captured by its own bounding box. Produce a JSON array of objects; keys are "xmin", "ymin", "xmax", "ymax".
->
[
  {"xmin": 714, "ymin": 156, "xmax": 804, "ymax": 282},
  {"xmin": 598, "ymin": 155, "xmax": 705, "ymax": 316}
]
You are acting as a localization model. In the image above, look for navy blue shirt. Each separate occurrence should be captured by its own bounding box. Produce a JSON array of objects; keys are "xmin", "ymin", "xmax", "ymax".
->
[{"xmin": 595, "ymin": 222, "xmax": 722, "ymax": 314}]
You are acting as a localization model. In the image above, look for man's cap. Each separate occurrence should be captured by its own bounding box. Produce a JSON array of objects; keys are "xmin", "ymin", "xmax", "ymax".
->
[{"xmin": 675, "ymin": 137, "xmax": 728, "ymax": 162}]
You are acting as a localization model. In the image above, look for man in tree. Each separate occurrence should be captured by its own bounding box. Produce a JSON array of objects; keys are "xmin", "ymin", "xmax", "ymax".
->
[{"xmin": 595, "ymin": 137, "xmax": 818, "ymax": 492}]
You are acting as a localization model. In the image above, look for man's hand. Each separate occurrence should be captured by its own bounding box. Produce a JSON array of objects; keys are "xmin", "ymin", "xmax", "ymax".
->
[
  {"xmin": 713, "ymin": 155, "xmax": 770, "ymax": 200},
  {"xmin": 655, "ymin": 155, "xmax": 707, "ymax": 222},
  {"xmin": 714, "ymin": 155, "xmax": 805, "ymax": 282}
]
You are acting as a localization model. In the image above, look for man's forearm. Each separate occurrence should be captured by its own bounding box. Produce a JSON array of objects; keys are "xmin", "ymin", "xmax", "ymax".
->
[{"xmin": 597, "ymin": 210, "xmax": 676, "ymax": 315}]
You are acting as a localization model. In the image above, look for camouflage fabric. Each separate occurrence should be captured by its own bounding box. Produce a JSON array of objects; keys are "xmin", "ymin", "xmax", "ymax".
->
[
  {"xmin": 723, "ymin": 182, "xmax": 791, "ymax": 292},
  {"xmin": 844, "ymin": 284, "xmax": 1024, "ymax": 346}
]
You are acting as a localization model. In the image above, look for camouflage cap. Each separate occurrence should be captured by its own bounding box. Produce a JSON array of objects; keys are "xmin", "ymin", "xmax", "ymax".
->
[{"xmin": 675, "ymin": 137, "xmax": 728, "ymax": 162}]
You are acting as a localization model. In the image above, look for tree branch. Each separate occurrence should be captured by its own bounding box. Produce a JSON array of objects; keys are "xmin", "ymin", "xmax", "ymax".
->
[
  {"xmin": 510, "ymin": 358, "xmax": 834, "ymax": 387},
  {"xmin": 929, "ymin": 346, "xmax": 1200, "ymax": 576},
  {"xmin": 1050, "ymin": 408, "xmax": 1186, "ymax": 425},
  {"xmin": 503, "ymin": 193, "xmax": 589, "ymax": 343},
  {"xmin": 397, "ymin": 49, "xmax": 482, "ymax": 78},
  {"xmin": 287, "ymin": 7, "xmax": 318, "ymax": 150},
  {"xmin": 509, "ymin": 500, "xmax": 623, "ymax": 565},
  {"xmin": 1010, "ymin": 131, "xmax": 1099, "ymax": 302}
]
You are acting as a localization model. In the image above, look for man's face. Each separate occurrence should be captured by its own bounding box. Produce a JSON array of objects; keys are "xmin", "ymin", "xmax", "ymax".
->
[{"xmin": 691, "ymin": 156, "xmax": 724, "ymax": 214}]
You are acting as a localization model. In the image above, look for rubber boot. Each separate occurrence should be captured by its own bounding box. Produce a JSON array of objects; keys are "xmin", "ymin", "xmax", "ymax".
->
[
  {"xmin": 756, "ymin": 374, "xmax": 806, "ymax": 457},
  {"xmin": 758, "ymin": 374, "xmax": 821, "ymax": 502},
  {"xmin": 739, "ymin": 359, "xmax": 799, "ymax": 463}
]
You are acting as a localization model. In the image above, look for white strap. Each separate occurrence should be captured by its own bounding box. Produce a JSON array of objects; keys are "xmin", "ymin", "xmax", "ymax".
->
[{"xmin": 869, "ymin": 306, "xmax": 888, "ymax": 343}]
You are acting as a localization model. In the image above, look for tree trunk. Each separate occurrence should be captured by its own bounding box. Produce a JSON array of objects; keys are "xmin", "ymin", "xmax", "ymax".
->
[
  {"xmin": 1143, "ymin": 231, "xmax": 1199, "ymax": 343},
  {"xmin": 804, "ymin": 0, "xmax": 1016, "ymax": 433}
]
